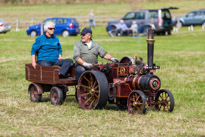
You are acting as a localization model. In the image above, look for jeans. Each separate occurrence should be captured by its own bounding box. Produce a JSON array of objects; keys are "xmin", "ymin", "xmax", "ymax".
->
[
  {"xmin": 89, "ymin": 20, "xmax": 95, "ymax": 28},
  {"xmin": 75, "ymin": 65, "xmax": 86, "ymax": 81},
  {"xmin": 38, "ymin": 59, "xmax": 73, "ymax": 76}
]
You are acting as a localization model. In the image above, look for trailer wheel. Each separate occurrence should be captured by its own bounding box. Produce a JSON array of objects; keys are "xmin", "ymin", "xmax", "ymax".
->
[
  {"xmin": 155, "ymin": 89, "xmax": 174, "ymax": 112},
  {"xmin": 50, "ymin": 87, "xmax": 63, "ymax": 105},
  {"xmin": 77, "ymin": 71, "xmax": 108, "ymax": 110},
  {"xmin": 29, "ymin": 84, "xmax": 42, "ymax": 102},
  {"xmin": 127, "ymin": 90, "xmax": 147, "ymax": 114}
]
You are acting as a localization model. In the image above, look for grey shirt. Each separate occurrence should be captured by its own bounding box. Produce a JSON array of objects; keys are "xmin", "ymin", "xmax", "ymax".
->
[{"xmin": 73, "ymin": 40, "xmax": 107, "ymax": 65}]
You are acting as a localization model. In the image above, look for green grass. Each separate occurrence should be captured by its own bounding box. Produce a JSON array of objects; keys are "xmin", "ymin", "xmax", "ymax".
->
[
  {"xmin": 0, "ymin": 26, "xmax": 205, "ymax": 136},
  {"xmin": 0, "ymin": 0, "xmax": 205, "ymax": 18},
  {"xmin": 0, "ymin": 1, "xmax": 205, "ymax": 136}
]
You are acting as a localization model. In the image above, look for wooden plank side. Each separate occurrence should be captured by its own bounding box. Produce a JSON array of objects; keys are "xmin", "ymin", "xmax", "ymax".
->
[{"xmin": 25, "ymin": 64, "xmax": 60, "ymax": 83}]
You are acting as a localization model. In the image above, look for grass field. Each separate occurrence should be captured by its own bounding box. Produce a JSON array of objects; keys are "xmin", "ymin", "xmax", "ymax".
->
[
  {"xmin": 0, "ymin": 1, "xmax": 205, "ymax": 136},
  {"xmin": 0, "ymin": 25, "xmax": 205, "ymax": 136},
  {"xmin": 0, "ymin": 0, "xmax": 205, "ymax": 18}
]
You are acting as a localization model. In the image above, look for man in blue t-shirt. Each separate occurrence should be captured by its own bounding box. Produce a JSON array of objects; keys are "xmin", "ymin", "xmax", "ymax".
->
[{"xmin": 31, "ymin": 21, "xmax": 73, "ymax": 78}]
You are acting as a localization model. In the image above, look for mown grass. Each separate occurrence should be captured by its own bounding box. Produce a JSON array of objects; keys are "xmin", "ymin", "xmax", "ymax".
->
[
  {"xmin": 0, "ymin": 25, "xmax": 205, "ymax": 136},
  {"xmin": 0, "ymin": 0, "xmax": 205, "ymax": 18},
  {"xmin": 1, "ymin": 1, "xmax": 205, "ymax": 136}
]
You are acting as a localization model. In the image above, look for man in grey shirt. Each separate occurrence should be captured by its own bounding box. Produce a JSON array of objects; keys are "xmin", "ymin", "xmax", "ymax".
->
[{"xmin": 73, "ymin": 27, "xmax": 118, "ymax": 80}]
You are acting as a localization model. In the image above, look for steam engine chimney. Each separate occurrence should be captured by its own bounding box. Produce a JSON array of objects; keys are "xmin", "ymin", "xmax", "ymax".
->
[
  {"xmin": 146, "ymin": 29, "xmax": 159, "ymax": 72},
  {"xmin": 147, "ymin": 29, "xmax": 155, "ymax": 69}
]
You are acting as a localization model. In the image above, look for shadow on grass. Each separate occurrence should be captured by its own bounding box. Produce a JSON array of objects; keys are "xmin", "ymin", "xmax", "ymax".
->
[{"xmin": 39, "ymin": 93, "xmax": 160, "ymax": 113}]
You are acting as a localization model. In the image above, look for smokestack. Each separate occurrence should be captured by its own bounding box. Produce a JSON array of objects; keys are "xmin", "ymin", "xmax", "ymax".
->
[{"xmin": 146, "ymin": 29, "xmax": 155, "ymax": 70}]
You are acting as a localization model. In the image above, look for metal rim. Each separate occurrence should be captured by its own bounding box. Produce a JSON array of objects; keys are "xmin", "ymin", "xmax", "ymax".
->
[
  {"xmin": 62, "ymin": 30, "xmax": 69, "ymax": 37},
  {"xmin": 30, "ymin": 31, "xmax": 37, "ymax": 37},
  {"xmin": 155, "ymin": 89, "xmax": 174, "ymax": 112},
  {"xmin": 77, "ymin": 71, "xmax": 108, "ymax": 110},
  {"xmin": 127, "ymin": 90, "xmax": 147, "ymax": 114},
  {"xmin": 29, "ymin": 84, "xmax": 42, "ymax": 102},
  {"xmin": 31, "ymin": 86, "xmax": 38, "ymax": 101}
]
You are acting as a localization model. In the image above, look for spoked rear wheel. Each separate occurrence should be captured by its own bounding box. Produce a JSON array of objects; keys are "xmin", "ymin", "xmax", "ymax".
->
[
  {"xmin": 77, "ymin": 71, "xmax": 108, "ymax": 110},
  {"xmin": 155, "ymin": 89, "xmax": 174, "ymax": 112},
  {"xmin": 127, "ymin": 90, "xmax": 147, "ymax": 114}
]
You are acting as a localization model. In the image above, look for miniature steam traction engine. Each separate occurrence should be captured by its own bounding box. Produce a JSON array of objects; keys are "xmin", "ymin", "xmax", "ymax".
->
[{"xmin": 25, "ymin": 29, "xmax": 174, "ymax": 114}]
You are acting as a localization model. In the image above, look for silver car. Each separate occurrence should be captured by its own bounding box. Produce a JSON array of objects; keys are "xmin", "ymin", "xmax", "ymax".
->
[
  {"xmin": 0, "ymin": 19, "xmax": 11, "ymax": 34},
  {"xmin": 179, "ymin": 9, "xmax": 205, "ymax": 26}
]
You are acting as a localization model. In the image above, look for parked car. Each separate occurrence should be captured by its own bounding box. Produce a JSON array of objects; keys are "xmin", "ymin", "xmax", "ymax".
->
[
  {"xmin": 178, "ymin": 9, "xmax": 205, "ymax": 26},
  {"xmin": 26, "ymin": 17, "xmax": 80, "ymax": 37},
  {"xmin": 107, "ymin": 7, "xmax": 177, "ymax": 36},
  {"xmin": 0, "ymin": 19, "xmax": 11, "ymax": 34}
]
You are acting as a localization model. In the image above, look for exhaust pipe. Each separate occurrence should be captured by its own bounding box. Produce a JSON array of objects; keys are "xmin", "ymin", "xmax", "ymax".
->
[{"xmin": 146, "ymin": 29, "xmax": 160, "ymax": 71}]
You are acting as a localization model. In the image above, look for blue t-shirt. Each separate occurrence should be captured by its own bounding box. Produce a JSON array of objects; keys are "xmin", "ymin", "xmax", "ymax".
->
[{"xmin": 31, "ymin": 34, "xmax": 62, "ymax": 62}]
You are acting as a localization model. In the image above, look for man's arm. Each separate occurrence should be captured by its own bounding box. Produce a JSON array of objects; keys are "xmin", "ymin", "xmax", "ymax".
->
[
  {"xmin": 104, "ymin": 53, "xmax": 119, "ymax": 63},
  {"xmin": 77, "ymin": 58, "xmax": 84, "ymax": 65},
  {"xmin": 77, "ymin": 58, "xmax": 93, "ymax": 69},
  {"xmin": 104, "ymin": 53, "xmax": 112, "ymax": 60}
]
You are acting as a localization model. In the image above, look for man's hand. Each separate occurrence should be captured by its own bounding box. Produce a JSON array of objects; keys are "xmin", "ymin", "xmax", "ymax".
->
[
  {"xmin": 83, "ymin": 62, "xmax": 93, "ymax": 69},
  {"xmin": 110, "ymin": 57, "xmax": 119, "ymax": 63},
  {"xmin": 32, "ymin": 62, "xmax": 37, "ymax": 69}
]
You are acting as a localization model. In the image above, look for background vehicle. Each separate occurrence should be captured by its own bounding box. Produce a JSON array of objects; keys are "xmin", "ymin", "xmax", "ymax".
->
[
  {"xmin": 107, "ymin": 7, "xmax": 177, "ymax": 36},
  {"xmin": 26, "ymin": 17, "xmax": 80, "ymax": 37},
  {"xmin": 0, "ymin": 19, "xmax": 11, "ymax": 34},
  {"xmin": 178, "ymin": 9, "xmax": 205, "ymax": 26}
]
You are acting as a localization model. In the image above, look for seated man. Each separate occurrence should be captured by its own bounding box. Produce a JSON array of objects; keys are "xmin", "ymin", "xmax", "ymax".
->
[
  {"xmin": 116, "ymin": 20, "xmax": 128, "ymax": 36},
  {"xmin": 73, "ymin": 27, "xmax": 119, "ymax": 80},
  {"xmin": 31, "ymin": 21, "xmax": 73, "ymax": 78}
]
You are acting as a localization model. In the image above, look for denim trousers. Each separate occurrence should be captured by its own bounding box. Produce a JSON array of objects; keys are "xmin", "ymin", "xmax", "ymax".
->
[
  {"xmin": 75, "ymin": 65, "xmax": 86, "ymax": 81},
  {"xmin": 38, "ymin": 59, "xmax": 73, "ymax": 76}
]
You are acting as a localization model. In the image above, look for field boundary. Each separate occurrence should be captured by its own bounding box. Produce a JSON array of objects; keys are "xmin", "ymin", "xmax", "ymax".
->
[{"xmin": 1, "ymin": 15, "xmax": 122, "ymax": 30}]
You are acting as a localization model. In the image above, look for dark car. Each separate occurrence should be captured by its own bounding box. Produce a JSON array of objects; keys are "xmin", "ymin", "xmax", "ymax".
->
[
  {"xmin": 178, "ymin": 9, "xmax": 205, "ymax": 26},
  {"xmin": 26, "ymin": 17, "xmax": 80, "ymax": 37},
  {"xmin": 0, "ymin": 19, "xmax": 11, "ymax": 34},
  {"xmin": 107, "ymin": 7, "xmax": 177, "ymax": 36}
]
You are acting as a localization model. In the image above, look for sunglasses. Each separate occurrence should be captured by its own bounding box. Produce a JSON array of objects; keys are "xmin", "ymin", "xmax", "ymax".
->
[{"xmin": 48, "ymin": 28, "xmax": 55, "ymax": 30}]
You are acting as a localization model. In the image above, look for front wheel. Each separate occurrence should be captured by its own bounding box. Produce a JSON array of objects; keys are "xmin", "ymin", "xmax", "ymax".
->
[
  {"xmin": 62, "ymin": 30, "xmax": 69, "ymax": 37},
  {"xmin": 127, "ymin": 90, "xmax": 147, "ymax": 114},
  {"xmin": 155, "ymin": 89, "xmax": 174, "ymax": 112}
]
